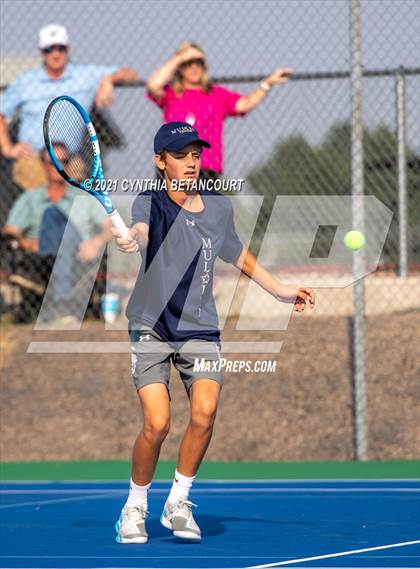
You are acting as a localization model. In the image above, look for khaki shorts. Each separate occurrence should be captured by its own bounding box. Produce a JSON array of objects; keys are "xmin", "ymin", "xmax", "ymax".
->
[{"xmin": 129, "ymin": 327, "xmax": 223, "ymax": 393}]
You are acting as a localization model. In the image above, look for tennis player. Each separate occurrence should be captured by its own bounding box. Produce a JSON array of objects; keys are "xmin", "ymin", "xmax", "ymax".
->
[{"xmin": 113, "ymin": 122, "xmax": 315, "ymax": 544}]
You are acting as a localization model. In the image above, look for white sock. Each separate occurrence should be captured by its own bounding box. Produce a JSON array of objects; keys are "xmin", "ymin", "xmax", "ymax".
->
[
  {"xmin": 167, "ymin": 469, "xmax": 195, "ymax": 503},
  {"xmin": 125, "ymin": 478, "xmax": 151, "ymax": 508}
]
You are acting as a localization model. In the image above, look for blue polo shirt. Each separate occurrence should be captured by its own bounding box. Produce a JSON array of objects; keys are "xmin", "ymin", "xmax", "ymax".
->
[
  {"xmin": 126, "ymin": 190, "xmax": 244, "ymax": 344},
  {"xmin": 6, "ymin": 187, "xmax": 106, "ymax": 241},
  {"xmin": 0, "ymin": 63, "xmax": 117, "ymax": 151}
]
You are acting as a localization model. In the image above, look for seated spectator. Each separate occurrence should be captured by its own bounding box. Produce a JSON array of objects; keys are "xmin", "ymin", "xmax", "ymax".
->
[
  {"xmin": 0, "ymin": 23, "xmax": 139, "ymax": 193},
  {"xmin": 3, "ymin": 144, "xmax": 112, "ymax": 324}
]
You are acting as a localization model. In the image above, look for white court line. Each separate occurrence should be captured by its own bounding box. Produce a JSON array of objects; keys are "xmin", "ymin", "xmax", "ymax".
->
[
  {"xmin": 0, "ymin": 489, "xmax": 125, "ymax": 494},
  {"xmin": 1, "ymin": 478, "xmax": 418, "ymax": 484},
  {"xmin": 0, "ymin": 491, "xmax": 119, "ymax": 509},
  {"xmin": 186, "ymin": 488, "xmax": 420, "ymax": 493},
  {"xmin": 0, "ymin": 556, "xmax": 415, "ymax": 569},
  {"xmin": 1, "ymin": 486, "xmax": 418, "ymax": 509},
  {"xmin": 0, "ymin": 487, "xmax": 418, "ymax": 495},
  {"xmin": 0, "ymin": 556, "xmax": 413, "ymax": 569},
  {"xmin": 247, "ymin": 539, "xmax": 420, "ymax": 568}
]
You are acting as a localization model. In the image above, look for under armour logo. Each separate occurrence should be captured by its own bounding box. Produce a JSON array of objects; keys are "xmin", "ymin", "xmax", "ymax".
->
[
  {"xmin": 139, "ymin": 334, "xmax": 151, "ymax": 341},
  {"xmin": 186, "ymin": 219, "xmax": 196, "ymax": 227}
]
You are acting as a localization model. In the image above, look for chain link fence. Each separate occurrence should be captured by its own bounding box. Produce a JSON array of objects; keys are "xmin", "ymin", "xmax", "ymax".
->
[{"xmin": 0, "ymin": 0, "xmax": 419, "ymax": 462}]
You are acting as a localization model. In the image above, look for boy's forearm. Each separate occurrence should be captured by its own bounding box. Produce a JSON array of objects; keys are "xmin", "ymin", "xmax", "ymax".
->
[{"xmin": 235, "ymin": 247, "xmax": 284, "ymax": 299}]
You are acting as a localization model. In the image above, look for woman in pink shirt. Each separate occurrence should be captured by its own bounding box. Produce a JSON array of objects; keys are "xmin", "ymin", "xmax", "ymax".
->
[{"xmin": 147, "ymin": 42, "xmax": 293, "ymax": 178}]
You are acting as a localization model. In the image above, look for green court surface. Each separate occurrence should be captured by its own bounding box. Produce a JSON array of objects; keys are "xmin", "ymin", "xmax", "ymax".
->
[{"xmin": 0, "ymin": 459, "xmax": 418, "ymax": 481}]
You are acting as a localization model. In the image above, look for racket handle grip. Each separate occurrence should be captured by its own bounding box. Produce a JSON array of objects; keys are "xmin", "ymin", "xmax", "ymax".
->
[{"xmin": 108, "ymin": 210, "xmax": 130, "ymax": 239}]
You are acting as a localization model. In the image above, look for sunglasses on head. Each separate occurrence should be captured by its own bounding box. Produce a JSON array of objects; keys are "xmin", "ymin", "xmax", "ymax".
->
[{"xmin": 42, "ymin": 44, "xmax": 68, "ymax": 54}]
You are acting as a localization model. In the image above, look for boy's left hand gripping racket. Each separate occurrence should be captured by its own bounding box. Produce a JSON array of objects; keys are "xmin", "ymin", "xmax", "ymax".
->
[{"xmin": 43, "ymin": 95, "xmax": 130, "ymax": 239}]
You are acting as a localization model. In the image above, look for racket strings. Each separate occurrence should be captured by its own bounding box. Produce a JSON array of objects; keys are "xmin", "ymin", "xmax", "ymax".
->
[{"xmin": 47, "ymin": 99, "xmax": 95, "ymax": 184}]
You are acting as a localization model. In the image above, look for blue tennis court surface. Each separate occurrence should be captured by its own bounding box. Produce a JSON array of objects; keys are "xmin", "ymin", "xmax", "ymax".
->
[{"xmin": 0, "ymin": 480, "xmax": 419, "ymax": 568}]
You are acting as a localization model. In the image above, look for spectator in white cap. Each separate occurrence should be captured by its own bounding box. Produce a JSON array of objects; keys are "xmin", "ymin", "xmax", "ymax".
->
[{"xmin": 0, "ymin": 24, "xmax": 139, "ymax": 191}]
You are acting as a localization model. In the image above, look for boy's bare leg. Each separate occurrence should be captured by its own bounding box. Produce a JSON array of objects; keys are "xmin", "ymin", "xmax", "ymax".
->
[
  {"xmin": 116, "ymin": 383, "xmax": 170, "ymax": 544},
  {"xmin": 160, "ymin": 379, "xmax": 221, "ymax": 539},
  {"xmin": 177, "ymin": 379, "xmax": 221, "ymax": 476},
  {"xmin": 131, "ymin": 383, "xmax": 171, "ymax": 485}
]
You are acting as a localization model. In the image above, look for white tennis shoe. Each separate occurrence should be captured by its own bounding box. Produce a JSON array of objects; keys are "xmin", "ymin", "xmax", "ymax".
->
[
  {"xmin": 160, "ymin": 496, "xmax": 201, "ymax": 540},
  {"xmin": 115, "ymin": 504, "xmax": 148, "ymax": 544}
]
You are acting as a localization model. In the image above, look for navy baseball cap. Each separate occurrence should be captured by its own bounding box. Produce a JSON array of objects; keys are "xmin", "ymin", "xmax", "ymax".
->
[{"xmin": 154, "ymin": 121, "xmax": 211, "ymax": 153}]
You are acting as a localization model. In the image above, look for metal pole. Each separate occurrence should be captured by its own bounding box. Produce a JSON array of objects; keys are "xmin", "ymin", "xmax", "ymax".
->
[
  {"xmin": 350, "ymin": 0, "xmax": 368, "ymax": 461},
  {"xmin": 396, "ymin": 66, "xmax": 408, "ymax": 278}
]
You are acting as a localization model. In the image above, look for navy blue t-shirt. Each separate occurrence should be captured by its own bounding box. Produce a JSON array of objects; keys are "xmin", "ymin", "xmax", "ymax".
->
[{"xmin": 125, "ymin": 189, "xmax": 243, "ymax": 344}]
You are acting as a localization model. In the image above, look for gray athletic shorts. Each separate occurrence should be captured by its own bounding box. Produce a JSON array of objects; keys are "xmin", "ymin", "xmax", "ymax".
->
[{"xmin": 129, "ymin": 327, "xmax": 223, "ymax": 393}]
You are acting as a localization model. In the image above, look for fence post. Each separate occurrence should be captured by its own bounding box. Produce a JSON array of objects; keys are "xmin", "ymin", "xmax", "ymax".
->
[
  {"xmin": 350, "ymin": 0, "xmax": 368, "ymax": 461},
  {"xmin": 395, "ymin": 66, "xmax": 408, "ymax": 278}
]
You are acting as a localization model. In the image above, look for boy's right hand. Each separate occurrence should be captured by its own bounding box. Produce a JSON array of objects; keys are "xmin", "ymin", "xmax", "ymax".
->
[{"xmin": 111, "ymin": 227, "xmax": 139, "ymax": 253}]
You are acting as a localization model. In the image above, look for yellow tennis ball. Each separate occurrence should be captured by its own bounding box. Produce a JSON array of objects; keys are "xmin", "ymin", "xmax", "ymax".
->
[{"xmin": 344, "ymin": 230, "xmax": 366, "ymax": 251}]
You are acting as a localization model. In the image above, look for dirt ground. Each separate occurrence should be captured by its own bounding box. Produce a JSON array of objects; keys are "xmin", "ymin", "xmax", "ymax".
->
[{"xmin": 0, "ymin": 310, "xmax": 418, "ymax": 462}]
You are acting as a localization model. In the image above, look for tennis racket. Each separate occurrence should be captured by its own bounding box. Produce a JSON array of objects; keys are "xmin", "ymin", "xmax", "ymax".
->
[{"xmin": 43, "ymin": 95, "xmax": 130, "ymax": 238}]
